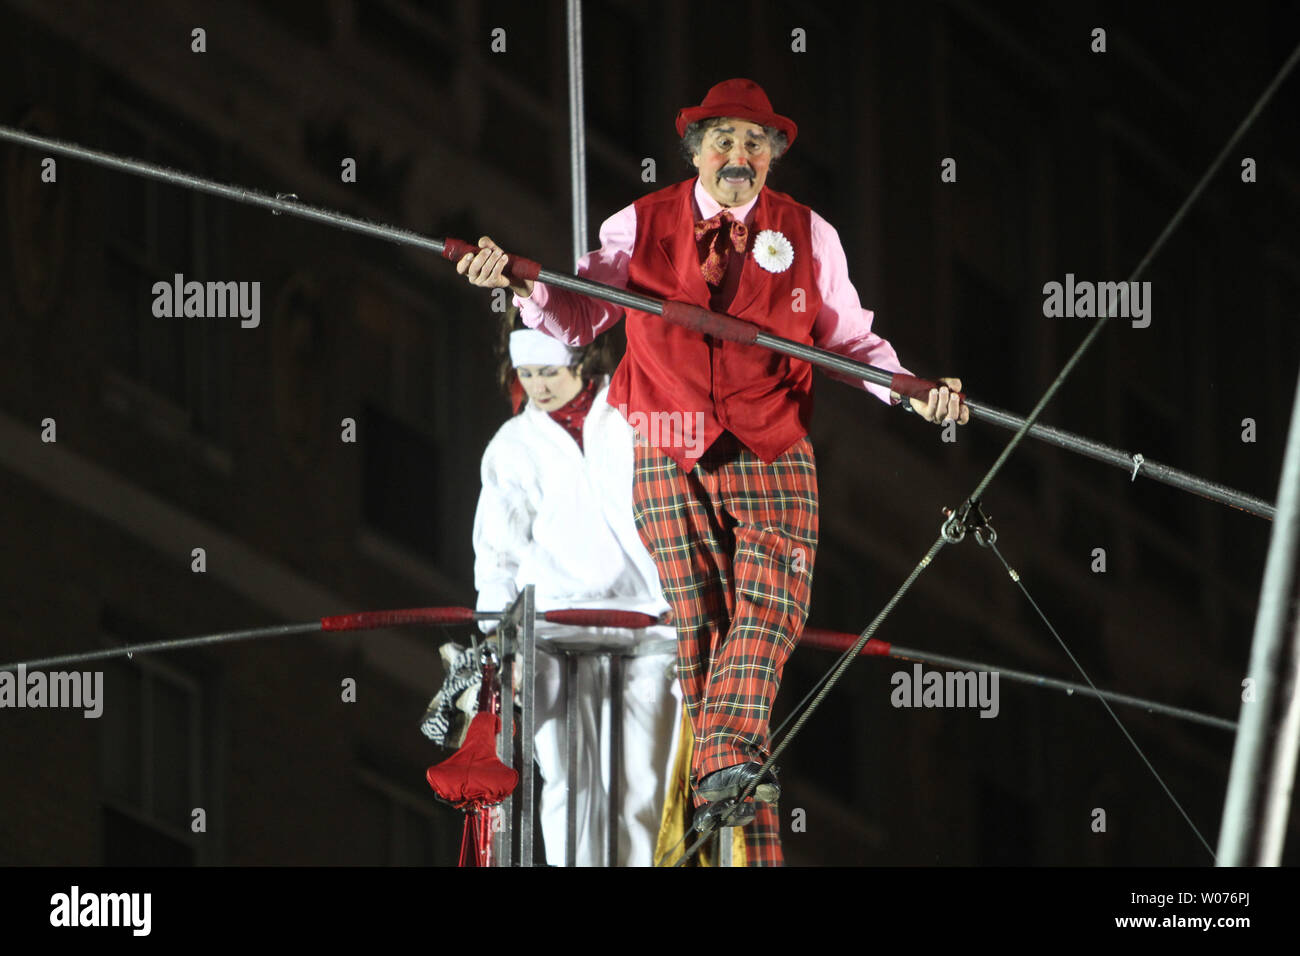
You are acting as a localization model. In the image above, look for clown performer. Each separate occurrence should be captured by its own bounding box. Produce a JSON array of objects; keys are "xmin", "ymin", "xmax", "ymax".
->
[
  {"xmin": 472, "ymin": 310, "xmax": 681, "ymax": 867},
  {"xmin": 459, "ymin": 79, "xmax": 969, "ymax": 866}
]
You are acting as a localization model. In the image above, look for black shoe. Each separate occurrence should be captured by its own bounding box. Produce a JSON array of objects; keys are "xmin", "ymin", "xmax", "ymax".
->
[
  {"xmin": 692, "ymin": 797, "xmax": 756, "ymax": 831},
  {"xmin": 695, "ymin": 762, "xmax": 780, "ymax": 805}
]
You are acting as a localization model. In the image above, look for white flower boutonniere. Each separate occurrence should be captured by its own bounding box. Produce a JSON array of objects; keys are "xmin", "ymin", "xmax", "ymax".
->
[{"xmin": 752, "ymin": 230, "xmax": 794, "ymax": 274}]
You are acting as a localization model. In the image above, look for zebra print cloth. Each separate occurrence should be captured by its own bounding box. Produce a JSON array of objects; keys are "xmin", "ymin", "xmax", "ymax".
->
[{"xmin": 419, "ymin": 641, "xmax": 483, "ymax": 748}]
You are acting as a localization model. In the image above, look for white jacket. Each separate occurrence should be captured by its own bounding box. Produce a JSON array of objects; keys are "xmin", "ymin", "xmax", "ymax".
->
[{"xmin": 473, "ymin": 381, "xmax": 670, "ymax": 626}]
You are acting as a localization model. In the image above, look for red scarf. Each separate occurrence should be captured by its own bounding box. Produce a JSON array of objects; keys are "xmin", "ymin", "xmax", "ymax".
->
[
  {"xmin": 694, "ymin": 209, "xmax": 749, "ymax": 287},
  {"xmin": 547, "ymin": 378, "xmax": 598, "ymax": 451}
]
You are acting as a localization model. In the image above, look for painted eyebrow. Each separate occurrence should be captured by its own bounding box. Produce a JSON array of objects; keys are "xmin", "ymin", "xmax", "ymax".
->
[{"xmin": 709, "ymin": 126, "xmax": 768, "ymax": 141}]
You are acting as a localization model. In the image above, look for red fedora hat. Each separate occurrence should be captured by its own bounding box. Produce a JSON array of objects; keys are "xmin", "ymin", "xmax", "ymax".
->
[{"xmin": 675, "ymin": 78, "xmax": 798, "ymax": 148}]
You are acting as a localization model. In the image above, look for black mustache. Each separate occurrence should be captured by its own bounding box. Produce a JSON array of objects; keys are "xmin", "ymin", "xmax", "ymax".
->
[{"xmin": 717, "ymin": 166, "xmax": 755, "ymax": 183}]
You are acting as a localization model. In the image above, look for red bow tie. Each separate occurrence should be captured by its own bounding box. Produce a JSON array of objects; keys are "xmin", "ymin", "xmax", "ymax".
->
[{"xmin": 694, "ymin": 210, "xmax": 749, "ymax": 287}]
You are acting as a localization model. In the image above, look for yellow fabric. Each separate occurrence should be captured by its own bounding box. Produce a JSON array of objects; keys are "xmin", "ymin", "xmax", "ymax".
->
[{"xmin": 654, "ymin": 711, "xmax": 747, "ymax": 866}]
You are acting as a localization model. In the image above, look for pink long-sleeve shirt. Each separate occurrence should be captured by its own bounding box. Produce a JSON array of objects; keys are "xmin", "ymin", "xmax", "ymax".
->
[{"xmin": 516, "ymin": 179, "xmax": 909, "ymax": 405}]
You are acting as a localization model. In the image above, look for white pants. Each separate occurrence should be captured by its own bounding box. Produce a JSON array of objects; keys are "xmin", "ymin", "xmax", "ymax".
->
[{"xmin": 530, "ymin": 626, "xmax": 680, "ymax": 866}]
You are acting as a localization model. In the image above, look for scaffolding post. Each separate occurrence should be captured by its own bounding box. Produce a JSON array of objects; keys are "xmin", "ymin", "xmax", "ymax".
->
[
  {"xmin": 1217, "ymin": 371, "xmax": 1300, "ymax": 865},
  {"xmin": 518, "ymin": 586, "xmax": 537, "ymax": 866},
  {"xmin": 493, "ymin": 599, "xmax": 516, "ymax": 868}
]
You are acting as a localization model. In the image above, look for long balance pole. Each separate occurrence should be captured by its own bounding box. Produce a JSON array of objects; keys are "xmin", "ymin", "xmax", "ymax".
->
[
  {"xmin": 0, "ymin": 124, "xmax": 1274, "ymax": 520},
  {"xmin": 0, "ymin": 610, "xmax": 1235, "ymax": 734}
]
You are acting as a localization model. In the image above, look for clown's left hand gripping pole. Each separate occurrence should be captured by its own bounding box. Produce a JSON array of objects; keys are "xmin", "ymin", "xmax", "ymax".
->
[{"xmin": 0, "ymin": 123, "xmax": 1272, "ymax": 520}]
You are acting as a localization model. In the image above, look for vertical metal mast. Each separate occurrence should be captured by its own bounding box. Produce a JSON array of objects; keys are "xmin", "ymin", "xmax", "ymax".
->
[
  {"xmin": 566, "ymin": 0, "xmax": 590, "ymax": 262},
  {"xmin": 564, "ymin": 0, "xmax": 589, "ymax": 868},
  {"xmin": 1217, "ymin": 369, "xmax": 1300, "ymax": 865}
]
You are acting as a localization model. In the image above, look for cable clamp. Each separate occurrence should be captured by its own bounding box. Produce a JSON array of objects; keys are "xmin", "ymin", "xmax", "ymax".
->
[
  {"xmin": 942, "ymin": 499, "xmax": 997, "ymax": 547},
  {"xmin": 940, "ymin": 505, "xmax": 967, "ymax": 544},
  {"xmin": 1130, "ymin": 453, "xmax": 1145, "ymax": 482},
  {"xmin": 272, "ymin": 192, "xmax": 299, "ymax": 215},
  {"xmin": 972, "ymin": 507, "xmax": 998, "ymax": 548}
]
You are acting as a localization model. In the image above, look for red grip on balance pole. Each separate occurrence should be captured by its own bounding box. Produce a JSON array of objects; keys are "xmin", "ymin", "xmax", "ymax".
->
[
  {"xmin": 661, "ymin": 301, "xmax": 760, "ymax": 345},
  {"xmin": 889, "ymin": 373, "xmax": 966, "ymax": 404},
  {"xmin": 543, "ymin": 609, "xmax": 662, "ymax": 629},
  {"xmin": 440, "ymin": 237, "xmax": 542, "ymax": 283},
  {"xmin": 321, "ymin": 606, "xmax": 477, "ymax": 631},
  {"xmin": 800, "ymin": 627, "xmax": 892, "ymax": 657}
]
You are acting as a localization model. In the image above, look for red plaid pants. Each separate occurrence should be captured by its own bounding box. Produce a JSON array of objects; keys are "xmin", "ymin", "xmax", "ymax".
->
[{"xmin": 633, "ymin": 431, "xmax": 818, "ymax": 866}]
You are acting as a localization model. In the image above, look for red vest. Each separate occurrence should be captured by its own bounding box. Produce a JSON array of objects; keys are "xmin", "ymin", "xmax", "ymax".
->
[{"xmin": 606, "ymin": 179, "xmax": 823, "ymax": 470}]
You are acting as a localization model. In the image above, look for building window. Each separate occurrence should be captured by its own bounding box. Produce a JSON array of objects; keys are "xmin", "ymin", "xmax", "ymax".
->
[
  {"xmin": 355, "ymin": 0, "xmax": 457, "ymax": 84},
  {"xmin": 354, "ymin": 767, "xmax": 459, "ymax": 866},
  {"xmin": 98, "ymin": 646, "xmax": 208, "ymax": 866},
  {"xmin": 99, "ymin": 84, "xmax": 229, "ymax": 443},
  {"xmin": 361, "ymin": 400, "xmax": 443, "ymax": 563}
]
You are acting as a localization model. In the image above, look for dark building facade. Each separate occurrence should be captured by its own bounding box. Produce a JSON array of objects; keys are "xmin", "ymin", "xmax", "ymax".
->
[{"xmin": 1, "ymin": 0, "xmax": 1297, "ymax": 868}]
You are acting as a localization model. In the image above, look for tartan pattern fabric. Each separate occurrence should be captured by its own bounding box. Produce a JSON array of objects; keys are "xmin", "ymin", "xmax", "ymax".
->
[
  {"xmin": 744, "ymin": 804, "xmax": 783, "ymax": 867},
  {"xmin": 633, "ymin": 431, "xmax": 818, "ymax": 866}
]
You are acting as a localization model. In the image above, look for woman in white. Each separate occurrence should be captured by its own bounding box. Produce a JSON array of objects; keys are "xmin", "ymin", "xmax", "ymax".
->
[{"xmin": 473, "ymin": 321, "xmax": 679, "ymax": 866}]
